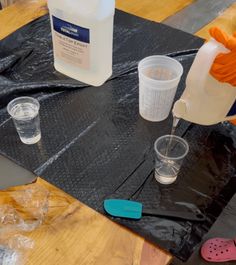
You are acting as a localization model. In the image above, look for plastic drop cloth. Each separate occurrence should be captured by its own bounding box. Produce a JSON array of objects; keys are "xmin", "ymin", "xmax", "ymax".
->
[{"xmin": 0, "ymin": 10, "xmax": 236, "ymax": 262}]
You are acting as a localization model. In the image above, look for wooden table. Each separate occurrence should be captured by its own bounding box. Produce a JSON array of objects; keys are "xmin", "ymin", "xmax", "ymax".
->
[
  {"xmin": 1, "ymin": 0, "xmax": 236, "ymax": 40},
  {"xmin": 0, "ymin": 1, "xmax": 235, "ymax": 264},
  {"xmin": 1, "ymin": 179, "xmax": 171, "ymax": 265}
]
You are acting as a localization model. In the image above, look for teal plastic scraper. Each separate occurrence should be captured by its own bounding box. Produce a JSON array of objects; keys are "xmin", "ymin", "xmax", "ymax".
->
[{"xmin": 104, "ymin": 199, "xmax": 206, "ymax": 221}]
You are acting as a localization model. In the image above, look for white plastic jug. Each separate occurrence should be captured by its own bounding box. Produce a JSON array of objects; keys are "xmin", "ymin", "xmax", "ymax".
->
[
  {"xmin": 48, "ymin": 0, "xmax": 115, "ymax": 86},
  {"xmin": 173, "ymin": 38, "xmax": 236, "ymax": 125}
]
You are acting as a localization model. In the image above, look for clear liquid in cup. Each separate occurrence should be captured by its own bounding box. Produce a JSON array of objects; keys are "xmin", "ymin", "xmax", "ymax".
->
[
  {"xmin": 11, "ymin": 102, "xmax": 41, "ymax": 144},
  {"xmin": 155, "ymin": 159, "xmax": 180, "ymax": 184},
  {"xmin": 155, "ymin": 117, "xmax": 185, "ymax": 185},
  {"xmin": 165, "ymin": 116, "xmax": 180, "ymax": 156}
]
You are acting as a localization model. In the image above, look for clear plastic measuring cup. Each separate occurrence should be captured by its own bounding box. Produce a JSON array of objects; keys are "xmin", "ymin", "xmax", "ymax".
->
[
  {"xmin": 154, "ymin": 135, "xmax": 189, "ymax": 184},
  {"xmin": 7, "ymin": 97, "xmax": 41, "ymax": 145},
  {"xmin": 138, "ymin": 55, "xmax": 183, "ymax": 122}
]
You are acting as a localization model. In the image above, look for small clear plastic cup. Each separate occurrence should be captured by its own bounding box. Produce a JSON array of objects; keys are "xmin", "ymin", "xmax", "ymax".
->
[
  {"xmin": 154, "ymin": 135, "xmax": 189, "ymax": 185},
  {"xmin": 7, "ymin": 97, "xmax": 41, "ymax": 145},
  {"xmin": 138, "ymin": 55, "xmax": 183, "ymax": 122}
]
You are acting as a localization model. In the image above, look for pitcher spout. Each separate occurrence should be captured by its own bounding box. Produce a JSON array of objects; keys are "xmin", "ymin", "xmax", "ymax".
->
[{"xmin": 173, "ymin": 99, "xmax": 187, "ymax": 119}]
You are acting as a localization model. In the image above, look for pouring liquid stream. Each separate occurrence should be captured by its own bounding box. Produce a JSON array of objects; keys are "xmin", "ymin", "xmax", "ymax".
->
[
  {"xmin": 155, "ymin": 116, "xmax": 181, "ymax": 184},
  {"xmin": 165, "ymin": 116, "xmax": 180, "ymax": 156}
]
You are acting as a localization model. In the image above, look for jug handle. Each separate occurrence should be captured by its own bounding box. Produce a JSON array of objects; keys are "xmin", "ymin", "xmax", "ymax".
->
[{"xmin": 186, "ymin": 38, "xmax": 229, "ymax": 91}]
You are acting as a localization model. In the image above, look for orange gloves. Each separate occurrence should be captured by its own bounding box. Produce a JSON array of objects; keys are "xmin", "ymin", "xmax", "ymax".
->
[{"xmin": 209, "ymin": 27, "xmax": 236, "ymax": 86}]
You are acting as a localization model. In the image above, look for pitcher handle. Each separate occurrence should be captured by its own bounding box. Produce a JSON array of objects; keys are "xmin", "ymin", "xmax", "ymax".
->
[{"xmin": 186, "ymin": 38, "xmax": 229, "ymax": 92}]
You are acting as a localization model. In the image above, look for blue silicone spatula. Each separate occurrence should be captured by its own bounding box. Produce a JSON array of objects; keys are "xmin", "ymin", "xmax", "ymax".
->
[{"xmin": 104, "ymin": 199, "xmax": 206, "ymax": 221}]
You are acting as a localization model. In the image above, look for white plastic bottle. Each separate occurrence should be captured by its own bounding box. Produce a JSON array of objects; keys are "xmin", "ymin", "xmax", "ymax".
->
[
  {"xmin": 173, "ymin": 39, "xmax": 236, "ymax": 125},
  {"xmin": 47, "ymin": 0, "xmax": 115, "ymax": 86}
]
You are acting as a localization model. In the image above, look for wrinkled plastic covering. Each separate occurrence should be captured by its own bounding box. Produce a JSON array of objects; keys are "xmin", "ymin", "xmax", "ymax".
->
[
  {"xmin": 0, "ymin": 235, "xmax": 34, "ymax": 265},
  {"xmin": 0, "ymin": 184, "xmax": 49, "ymax": 265},
  {"xmin": 0, "ymin": 183, "xmax": 74, "ymax": 264},
  {"xmin": 0, "ymin": 11, "xmax": 235, "ymax": 262},
  {"xmin": 0, "ymin": 185, "xmax": 49, "ymax": 234}
]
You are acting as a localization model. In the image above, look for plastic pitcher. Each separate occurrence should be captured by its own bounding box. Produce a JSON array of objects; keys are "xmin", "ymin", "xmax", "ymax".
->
[
  {"xmin": 48, "ymin": 0, "xmax": 115, "ymax": 86},
  {"xmin": 173, "ymin": 28, "xmax": 236, "ymax": 125}
]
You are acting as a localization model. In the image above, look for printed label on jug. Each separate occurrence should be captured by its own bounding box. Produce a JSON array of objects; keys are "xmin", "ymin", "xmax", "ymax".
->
[{"xmin": 52, "ymin": 16, "xmax": 90, "ymax": 69}]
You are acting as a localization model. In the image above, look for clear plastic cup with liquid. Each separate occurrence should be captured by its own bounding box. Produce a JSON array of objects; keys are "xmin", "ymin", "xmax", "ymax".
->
[
  {"xmin": 138, "ymin": 55, "xmax": 183, "ymax": 122},
  {"xmin": 154, "ymin": 135, "xmax": 189, "ymax": 184},
  {"xmin": 7, "ymin": 97, "xmax": 41, "ymax": 144}
]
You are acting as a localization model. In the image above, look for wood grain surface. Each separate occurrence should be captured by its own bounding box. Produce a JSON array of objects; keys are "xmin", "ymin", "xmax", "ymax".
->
[
  {"xmin": 0, "ymin": 0, "xmax": 195, "ymax": 40},
  {"xmin": 1, "ymin": 0, "xmax": 236, "ymax": 41},
  {"xmin": 116, "ymin": 0, "xmax": 194, "ymax": 22},
  {"xmin": 0, "ymin": 0, "xmax": 48, "ymax": 40},
  {"xmin": 0, "ymin": 179, "xmax": 172, "ymax": 265},
  {"xmin": 196, "ymin": 2, "xmax": 236, "ymax": 39}
]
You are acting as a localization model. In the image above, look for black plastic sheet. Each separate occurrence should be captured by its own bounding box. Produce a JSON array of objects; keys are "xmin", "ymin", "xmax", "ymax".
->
[{"xmin": 0, "ymin": 10, "xmax": 236, "ymax": 263}]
